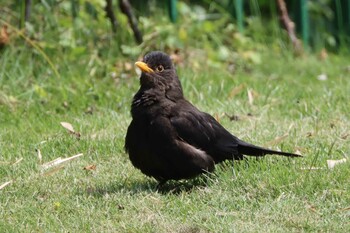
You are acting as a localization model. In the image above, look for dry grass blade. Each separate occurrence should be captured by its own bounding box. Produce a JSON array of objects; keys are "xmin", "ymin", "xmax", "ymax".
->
[
  {"xmin": 36, "ymin": 149, "xmax": 42, "ymax": 164},
  {"xmin": 41, "ymin": 157, "xmax": 62, "ymax": 170},
  {"xmin": 41, "ymin": 153, "xmax": 83, "ymax": 170},
  {"xmin": 338, "ymin": 206, "xmax": 350, "ymax": 211},
  {"xmin": 247, "ymin": 88, "xmax": 254, "ymax": 105},
  {"xmin": 305, "ymin": 202, "xmax": 318, "ymax": 213},
  {"xmin": 0, "ymin": 180, "xmax": 12, "ymax": 190},
  {"xmin": 300, "ymin": 167, "xmax": 324, "ymax": 170}
]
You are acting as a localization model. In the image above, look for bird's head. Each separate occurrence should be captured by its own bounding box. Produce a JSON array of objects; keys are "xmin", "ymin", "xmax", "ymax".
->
[
  {"xmin": 135, "ymin": 51, "xmax": 182, "ymax": 96},
  {"xmin": 135, "ymin": 51, "xmax": 173, "ymax": 75}
]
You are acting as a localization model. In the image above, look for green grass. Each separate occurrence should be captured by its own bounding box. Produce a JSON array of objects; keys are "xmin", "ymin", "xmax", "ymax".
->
[{"xmin": 1, "ymin": 45, "xmax": 349, "ymax": 232}]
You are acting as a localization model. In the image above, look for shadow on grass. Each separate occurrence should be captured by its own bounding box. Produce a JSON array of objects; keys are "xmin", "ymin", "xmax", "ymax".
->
[
  {"xmin": 80, "ymin": 159, "xmax": 259, "ymax": 197},
  {"xmin": 83, "ymin": 175, "xmax": 212, "ymax": 197},
  {"xmin": 156, "ymin": 177, "xmax": 211, "ymax": 194}
]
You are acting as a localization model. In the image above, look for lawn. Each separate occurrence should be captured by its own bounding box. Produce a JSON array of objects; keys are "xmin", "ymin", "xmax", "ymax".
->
[{"xmin": 1, "ymin": 44, "xmax": 349, "ymax": 232}]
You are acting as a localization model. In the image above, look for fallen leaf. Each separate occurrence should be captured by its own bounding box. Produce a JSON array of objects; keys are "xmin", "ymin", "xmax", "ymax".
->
[
  {"xmin": 0, "ymin": 25, "xmax": 9, "ymax": 48},
  {"xmin": 294, "ymin": 149, "xmax": 302, "ymax": 156},
  {"xmin": 84, "ymin": 164, "xmax": 96, "ymax": 171},
  {"xmin": 60, "ymin": 122, "xmax": 75, "ymax": 133},
  {"xmin": 60, "ymin": 122, "xmax": 81, "ymax": 138},
  {"xmin": 0, "ymin": 180, "xmax": 12, "ymax": 190},
  {"xmin": 327, "ymin": 158, "xmax": 347, "ymax": 169}
]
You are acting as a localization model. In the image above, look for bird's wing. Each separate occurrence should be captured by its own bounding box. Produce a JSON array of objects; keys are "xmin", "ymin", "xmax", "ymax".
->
[{"xmin": 170, "ymin": 102, "xmax": 240, "ymax": 161}]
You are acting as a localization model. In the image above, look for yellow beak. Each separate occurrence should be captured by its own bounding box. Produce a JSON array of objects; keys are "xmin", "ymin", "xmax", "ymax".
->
[{"xmin": 135, "ymin": 61, "xmax": 154, "ymax": 73}]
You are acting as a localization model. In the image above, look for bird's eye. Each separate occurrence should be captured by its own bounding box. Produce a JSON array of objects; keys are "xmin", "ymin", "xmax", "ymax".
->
[{"xmin": 156, "ymin": 65, "xmax": 164, "ymax": 72}]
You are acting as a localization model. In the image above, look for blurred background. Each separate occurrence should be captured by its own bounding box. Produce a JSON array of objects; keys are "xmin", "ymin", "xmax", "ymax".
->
[{"xmin": 1, "ymin": 1, "xmax": 349, "ymax": 65}]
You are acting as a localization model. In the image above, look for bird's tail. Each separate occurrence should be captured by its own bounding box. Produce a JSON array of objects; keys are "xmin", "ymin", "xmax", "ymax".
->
[{"xmin": 237, "ymin": 140, "xmax": 301, "ymax": 157}]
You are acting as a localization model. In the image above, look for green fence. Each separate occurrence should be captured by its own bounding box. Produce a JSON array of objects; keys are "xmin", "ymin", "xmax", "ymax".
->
[{"xmin": 168, "ymin": 0, "xmax": 350, "ymax": 50}]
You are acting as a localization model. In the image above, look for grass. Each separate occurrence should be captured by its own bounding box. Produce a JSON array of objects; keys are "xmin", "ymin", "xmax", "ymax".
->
[{"xmin": 1, "ymin": 43, "xmax": 350, "ymax": 232}]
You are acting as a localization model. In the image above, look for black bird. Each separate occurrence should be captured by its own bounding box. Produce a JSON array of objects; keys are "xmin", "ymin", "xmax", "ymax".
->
[{"xmin": 125, "ymin": 51, "xmax": 301, "ymax": 185}]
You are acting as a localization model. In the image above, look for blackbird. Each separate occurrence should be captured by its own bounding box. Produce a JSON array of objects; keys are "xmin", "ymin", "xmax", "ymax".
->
[{"xmin": 125, "ymin": 51, "xmax": 301, "ymax": 185}]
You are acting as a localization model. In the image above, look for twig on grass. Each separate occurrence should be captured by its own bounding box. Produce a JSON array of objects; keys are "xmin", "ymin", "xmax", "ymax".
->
[
  {"xmin": 41, "ymin": 153, "xmax": 83, "ymax": 170},
  {"xmin": 0, "ymin": 180, "xmax": 12, "ymax": 190},
  {"xmin": 12, "ymin": 157, "xmax": 23, "ymax": 165}
]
